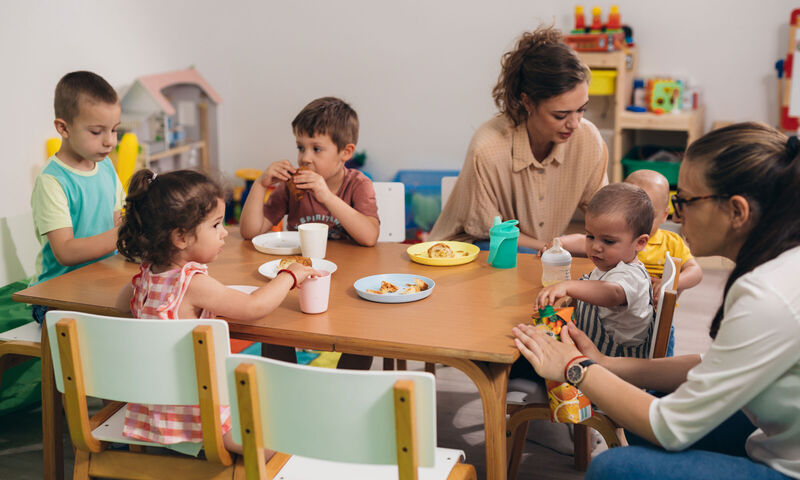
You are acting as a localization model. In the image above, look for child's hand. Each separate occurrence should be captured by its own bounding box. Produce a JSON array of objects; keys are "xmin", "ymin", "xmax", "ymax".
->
[
  {"xmin": 292, "ymin": 169, "xmax": 333, "ymax": 203},
  {"xmin": 260, "ymin": 160, "xmax": 296, "ymax": 187},
  {"xmin": 650, "ymin": 276, "xmax": 662, "ymax": 297},
  {"xmin": 535, "ymin": 282, "xmax": 570, "ymax": 310},
  {"xmin": 287, "ymin": 263, "xmax": 325, "ymax": 286}
]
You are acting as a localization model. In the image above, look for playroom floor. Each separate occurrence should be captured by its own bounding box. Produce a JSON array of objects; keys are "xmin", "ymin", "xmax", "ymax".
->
[{"xmin": 0, "ymin": 259, "xmax": 729, "ymax": 480}]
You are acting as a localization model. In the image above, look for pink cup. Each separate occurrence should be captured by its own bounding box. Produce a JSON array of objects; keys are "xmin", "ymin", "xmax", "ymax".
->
[{"xmin": 298, "ymin": 271, "xmax": 331, "ymax": 314}]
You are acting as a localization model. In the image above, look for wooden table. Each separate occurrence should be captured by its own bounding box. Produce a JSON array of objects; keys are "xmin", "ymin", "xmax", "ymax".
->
[{"xmin": 14, "ymin": 231, "xmax": 592, "ymax": 480}]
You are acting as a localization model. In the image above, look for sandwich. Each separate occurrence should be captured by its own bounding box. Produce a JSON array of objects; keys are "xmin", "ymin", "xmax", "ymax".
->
[{"xmin": 278, "ymin": 255, "xmax": 312, "ymax": 269}]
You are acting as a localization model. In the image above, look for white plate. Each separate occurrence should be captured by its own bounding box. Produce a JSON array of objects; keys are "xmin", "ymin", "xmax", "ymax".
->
[
  {"xmin": 227, "ymin": 285, "xmax": 257, "ymax": 294},
  {"xmin": 252, "ymin": 231, "xmax": 301, "ymax": 255},
  {"xmin": 258, "ymin": 259, "xmax": 338, "ymax": 279},
  {"xmin": 353, "ymin": 274, "xmax": 435, "ymax": 304}
]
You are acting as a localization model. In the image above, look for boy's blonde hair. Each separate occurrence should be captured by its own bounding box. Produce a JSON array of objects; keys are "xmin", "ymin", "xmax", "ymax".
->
[
  {"xmin": 587, "ymin": 183, "xmax": 654, "ymax": 238},
  {"xmin": 292, "ymin": 97, "xmax": 359, "ymax": 150},
  {"xmin": 54, "ymin": 71, "xmax": 118, "ymax": 123}
]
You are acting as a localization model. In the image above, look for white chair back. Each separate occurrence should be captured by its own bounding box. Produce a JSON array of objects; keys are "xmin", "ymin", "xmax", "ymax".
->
[
  {"xmin": 440, "ymin": 176, "xmax": 457, "ymax": 207},
  {"xmin": 649, "ymin": 252, "xmax": 676, "ymax": 358},
  {"xmin": 372, "ymin": 181, "xmax": 405, "ymax": 242},
  {"xmin": 226, "ymin": 353, "xmax": 437, "ymax": 467},
  {"xmin": 45, "ymin": 311, "xmax": 231, "ymax": 405}
]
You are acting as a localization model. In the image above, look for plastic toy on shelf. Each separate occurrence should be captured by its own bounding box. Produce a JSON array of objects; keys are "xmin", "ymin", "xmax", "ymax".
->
[
  {"xmin": 646, "ymin": 78, "xmax": 683, "ymax": 113},
  {"xmin": 565, "ymin": 5, "xmax": 626, "ymax": 52}
]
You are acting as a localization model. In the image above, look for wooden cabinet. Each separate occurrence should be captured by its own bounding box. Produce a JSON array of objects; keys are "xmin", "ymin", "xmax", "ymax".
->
[{"xmin": 578, "ymin": 49, "xmax": 704, "ymax": 182}]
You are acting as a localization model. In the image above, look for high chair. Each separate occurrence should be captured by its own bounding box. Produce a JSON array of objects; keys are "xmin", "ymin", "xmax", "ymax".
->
[
  {"xmin": 44, "ymin": 310, "xmax": 244, "ymax": 479},
  {"xmin": 227, "ymin": 353, "xmax": 477, "ymax": 480},
  {"xmin": 505, "ymin": 252, "xmax": 681, "ymax": 476}
]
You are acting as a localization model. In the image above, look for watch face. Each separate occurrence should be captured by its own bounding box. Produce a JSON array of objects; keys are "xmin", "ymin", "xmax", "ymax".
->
[{"xmin": 566, "ymin": 364, "xmax": 583, "ymax": 385}]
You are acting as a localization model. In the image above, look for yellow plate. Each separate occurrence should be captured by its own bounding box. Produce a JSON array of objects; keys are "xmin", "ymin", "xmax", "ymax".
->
[{"xmin": 406, "ymin": 241, "xmax": 480, "ymax": 266}]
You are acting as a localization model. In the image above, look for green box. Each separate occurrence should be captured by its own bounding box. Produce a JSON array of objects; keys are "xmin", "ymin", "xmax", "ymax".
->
[{"xmin": 621, "ymin": 146, "xmax": 683, "ymax": 185}]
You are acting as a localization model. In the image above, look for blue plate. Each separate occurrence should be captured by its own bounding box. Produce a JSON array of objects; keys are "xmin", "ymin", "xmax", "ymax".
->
[{"xmin": 354, "ymin": 274, "xmax": 435, "ymax": 304}]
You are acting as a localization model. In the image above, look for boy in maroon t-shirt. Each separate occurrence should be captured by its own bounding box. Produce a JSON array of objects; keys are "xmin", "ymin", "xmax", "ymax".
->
[
  {"xmin": 240, "ymin": 96, "xmax": 378, "ymax": 370},
  {"xmin": 240, "ymin": 96, "xmax": 379, "ymax": 246}
]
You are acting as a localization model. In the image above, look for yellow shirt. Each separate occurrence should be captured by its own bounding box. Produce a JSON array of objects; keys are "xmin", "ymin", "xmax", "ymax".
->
[
  {"xmin": 429, "ymin": 115, "xmax": 608, "ymax": 243},
  {"xmin": 638, "ymin": 229, "xmax": 693, "ymax": 278}
]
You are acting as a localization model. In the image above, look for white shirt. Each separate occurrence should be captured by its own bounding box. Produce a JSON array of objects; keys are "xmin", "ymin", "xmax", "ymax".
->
[
  {"xmin": 650, "ymin": 245, "xmax": 800, "ymax": 478},
  {"xmin": 588, "ymin": 259, "xmax": 652, "ymax": 346}
]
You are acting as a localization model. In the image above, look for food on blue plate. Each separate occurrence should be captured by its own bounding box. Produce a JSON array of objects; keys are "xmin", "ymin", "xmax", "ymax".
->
[{"xmin": 366, "ymin": 278, "xmax": 428, "ymax": 295}]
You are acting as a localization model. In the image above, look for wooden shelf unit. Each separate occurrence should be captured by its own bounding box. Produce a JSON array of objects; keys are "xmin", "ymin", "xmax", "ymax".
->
[{"xmin": 579, "ymin": 48, "xmax": 705, "ymax": 182}]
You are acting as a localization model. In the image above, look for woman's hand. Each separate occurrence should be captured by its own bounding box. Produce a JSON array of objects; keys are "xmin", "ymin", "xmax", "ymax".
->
[
  {"xmin": 564, "ymin": 322, "xmax": 606, "ymax": 364},
  {"xmin": 512, "ymin": 323, "xmax": 581, "ymax": 382},
  {"xmin": 260, "ymin": 160, "xmax": 296, "ymax": 187}
]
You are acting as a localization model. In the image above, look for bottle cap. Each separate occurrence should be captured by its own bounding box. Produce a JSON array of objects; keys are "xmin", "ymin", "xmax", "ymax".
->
[{"xmin": 541, "ymin": 238, "xmax": 572, "ymax": 266}]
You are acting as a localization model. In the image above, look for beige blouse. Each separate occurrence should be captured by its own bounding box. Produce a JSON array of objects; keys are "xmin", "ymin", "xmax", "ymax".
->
[{"xmin": 429, "ymin": 115, "xmax": 608, "ymax": 243}]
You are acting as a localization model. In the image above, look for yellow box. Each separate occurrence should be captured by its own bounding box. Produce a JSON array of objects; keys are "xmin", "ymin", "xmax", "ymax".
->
[{"xmin": 588, "ymin": 69, "xmax": 617, "ymax": 96}]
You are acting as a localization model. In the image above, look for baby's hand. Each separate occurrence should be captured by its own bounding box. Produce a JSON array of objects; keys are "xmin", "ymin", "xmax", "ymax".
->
[
  {"xmin": 292, "ymin": 169, "xmax": 333, "ymax": 203},
  {"xmin": 535, "ymin": 282, "xmax": 570, "ymax": 310},
  {"xmin": 260, "ymin": 160, "xmax": 296, "ymax": 187}
]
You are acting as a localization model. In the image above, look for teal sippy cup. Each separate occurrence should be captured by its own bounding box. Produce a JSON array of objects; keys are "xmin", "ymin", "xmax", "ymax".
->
[{"xmin": 487, "ymin": 216, "xmax": 520, "ymax": 268}]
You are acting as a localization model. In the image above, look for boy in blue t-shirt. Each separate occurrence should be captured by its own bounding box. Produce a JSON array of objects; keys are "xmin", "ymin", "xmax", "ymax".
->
[{"xmin": 30, "ymin": 71, "xmax": 125, "ymax": 322}]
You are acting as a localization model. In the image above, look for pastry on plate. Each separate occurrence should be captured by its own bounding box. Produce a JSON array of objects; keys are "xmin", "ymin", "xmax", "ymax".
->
[
  {"xmin": 427, "ymin": 242, "xmax": 454, "ymax": 258},
  {"xmin": 399, "ymin": 278, "xmax": 430, "ymax": 294},
  {"xmin": 366, "ymin": 280, "xmax": 399, "ymax": 295},
  {"xmin": 278, "ymin": 255, "xmax": 312, "ymax": 269}
]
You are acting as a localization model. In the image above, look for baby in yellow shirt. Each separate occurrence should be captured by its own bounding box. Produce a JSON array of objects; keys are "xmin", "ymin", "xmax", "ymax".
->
[{"xmin": 625, "ymin": 170, "xmax": 703, "ymax": 293}]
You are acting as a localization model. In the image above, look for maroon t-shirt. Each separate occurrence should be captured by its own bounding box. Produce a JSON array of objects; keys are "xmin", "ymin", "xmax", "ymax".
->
[{"xmin": 262, "ymin": 168, "xmax": 379, "ymax": 240}]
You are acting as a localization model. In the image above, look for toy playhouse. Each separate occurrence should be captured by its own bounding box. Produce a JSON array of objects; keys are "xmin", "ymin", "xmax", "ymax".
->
[{"xmin": 119, "ymin": 68, "xmax": 222, "ymax": 173}]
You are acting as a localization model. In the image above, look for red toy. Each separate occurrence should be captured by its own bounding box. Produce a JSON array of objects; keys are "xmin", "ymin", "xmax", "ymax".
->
[{"xmin": 566, "ymin": 4, "xmax": 626, "ymax": 52}]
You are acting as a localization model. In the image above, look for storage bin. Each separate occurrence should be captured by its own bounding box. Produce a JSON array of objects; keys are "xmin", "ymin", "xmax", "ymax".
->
[
  {"xmin": 588, "ymin": 69, "xmax": 617, "ymax": 95},
  {"xmin": 621, "ymin": 145, "xmax": 683, "ymax": 185},
  {"xmin": 392, "ymin": 169, "xmax": 460, "ymax": 240}
]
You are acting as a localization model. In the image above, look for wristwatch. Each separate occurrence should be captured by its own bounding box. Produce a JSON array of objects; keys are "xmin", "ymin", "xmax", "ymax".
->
[{"xmin": 565, "ymin": 358, "xmax": 596, "ymax": 387}]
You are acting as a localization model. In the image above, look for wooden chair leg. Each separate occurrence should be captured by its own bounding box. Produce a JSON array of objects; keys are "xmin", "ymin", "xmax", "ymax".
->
[
  {"xmin": 383, "ymin": 358, "xmax": 395, "ymax": 370},
  {"xmin": 506, "ymin": 420, "xmax": 529, "ymax": 480},
  {"xmin": 73, "ymin": 448, "xmax": 90, "ymax": 480},
  {"xmin": 424, "ymin": 362, "xmax": 436, "ymax": 375},
  {"xmin": 396, "ymin": 359, "xmax": 407, "ymax": 370},
  {"xmin": 573, "ymin": 423, "xmax": 591, "ymax": 471}
]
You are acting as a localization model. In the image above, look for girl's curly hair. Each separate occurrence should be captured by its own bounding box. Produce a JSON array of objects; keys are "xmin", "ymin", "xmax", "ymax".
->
[{"xmin": 117, "ymin": 169, "xmax": 224, "ymax": 267}]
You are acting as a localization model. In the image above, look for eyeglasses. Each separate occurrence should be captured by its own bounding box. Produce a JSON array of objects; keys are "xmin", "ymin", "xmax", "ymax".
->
[{"xmin": 671, "ymin": 193, "xmax": 731, "ymax": 219}]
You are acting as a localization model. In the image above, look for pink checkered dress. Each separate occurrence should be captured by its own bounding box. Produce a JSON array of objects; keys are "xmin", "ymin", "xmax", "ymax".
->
[{"xmin": 123, "ymin": 262, "xmax": 232, "ymax": 445}]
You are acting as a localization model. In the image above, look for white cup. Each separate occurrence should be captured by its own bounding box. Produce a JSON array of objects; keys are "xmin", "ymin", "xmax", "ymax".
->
[
  {"xmin": 298, "ymin": 223, "xmax": 329, "ymax": 258},
  {"xmin": 298, "ymin": 270, "xmax": 332, "ymax": 314}
]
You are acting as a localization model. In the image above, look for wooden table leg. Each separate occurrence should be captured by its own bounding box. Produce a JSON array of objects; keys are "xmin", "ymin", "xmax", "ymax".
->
[
  {"xmin": 41, "ymin": 324, "xmax": 64, "ymax": 480},
  {"xmin": 445, "ymin": 358, "xmax": 511, "ymax": 480}
]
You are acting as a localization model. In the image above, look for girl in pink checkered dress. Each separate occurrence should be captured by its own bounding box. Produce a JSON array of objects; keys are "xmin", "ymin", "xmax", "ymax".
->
[{"xmin": 114, "ymin": 169, "xmax": 319, "ymax": 456}]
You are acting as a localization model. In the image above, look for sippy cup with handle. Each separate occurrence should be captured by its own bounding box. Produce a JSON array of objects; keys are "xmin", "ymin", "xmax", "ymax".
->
[
  {"xmin": 488, "ymin": 216, "xmax": 519, "ymax": 268},
  {"xmin": 541, "ymin": 237, "xmax": 572, "ymax": 286}
]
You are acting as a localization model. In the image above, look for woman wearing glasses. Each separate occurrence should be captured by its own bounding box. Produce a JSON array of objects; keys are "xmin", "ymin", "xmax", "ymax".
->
[{"xmin": 514, "ymin": 122, "xmax": 800, "ymax": 479}]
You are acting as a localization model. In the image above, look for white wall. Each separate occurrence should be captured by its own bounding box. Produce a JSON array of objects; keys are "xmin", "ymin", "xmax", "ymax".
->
[{"xmin": 0, "ymin": 0, "xmax": 793, "ymax": 223}]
